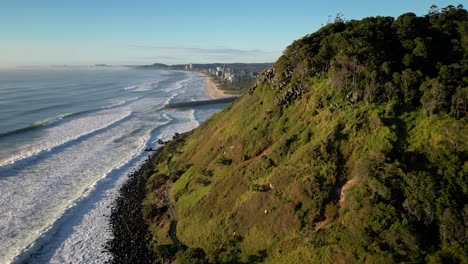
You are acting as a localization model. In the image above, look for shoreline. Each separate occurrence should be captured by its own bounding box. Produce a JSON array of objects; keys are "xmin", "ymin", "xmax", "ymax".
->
[
  {"xmin": 106, "ymin": 154, "xmax": 157, "ymax": 263},
  {"xmin": 107, "ymin": 133, "xmax": 192, "ymax": 262},
  {"xmin": 106, "ymin": 73, "xmax": 240, "ymax": 262},
  {"xmin": 203, "ymin": 74, "xmax": 238, "ymax": 99}
]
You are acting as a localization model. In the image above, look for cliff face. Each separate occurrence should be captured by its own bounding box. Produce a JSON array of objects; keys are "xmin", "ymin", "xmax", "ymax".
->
[{"xmin": 143, "ymin": 6, "xmax": 467, "ymax": 263}]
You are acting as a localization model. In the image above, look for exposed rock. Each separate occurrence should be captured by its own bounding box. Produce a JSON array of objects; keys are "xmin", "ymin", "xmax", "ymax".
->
[
  {"xmin": 278, "ymin": 66, "xmax": 294, "ymax": 90},
  {"xmin": 249, "ymin": 68, "xmax": 276, "ymax": 95},
  {"xmin": 346, "ymin": 91, "xmax": 361, "ymax": 104},
  {"xmin": 312, "ymin": 100, "xmax": 324, "ymax": 115},
  {"xmin": 276, "ymin": 85, "xmax": 306, "ymax": 107},
  {"xmin": 263, "ymin": 68, "xmax": 276, "ymax": 83},
  {"xmin": 248, "ymin": 83, "xmax": 257, "ymax": 95},
  {"xmin": 316, "ymin": 100, "xmax": 324, "ymax": 109},
  {"xmin": 105, "ymin": 156, "xmax": 157, "ymax": 263}
]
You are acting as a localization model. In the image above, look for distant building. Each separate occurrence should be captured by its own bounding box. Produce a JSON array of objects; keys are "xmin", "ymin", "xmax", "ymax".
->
[
  {"xmin": 189, "ymin": 64, "xmax": 193, "ymax": 70},
  {"xmin": 227, "ymin": 74, "xmax": 239, "ymax": 82},
  {"xmin": 202, "ymin": 65, "xmax": 259, "ymax": 82}
]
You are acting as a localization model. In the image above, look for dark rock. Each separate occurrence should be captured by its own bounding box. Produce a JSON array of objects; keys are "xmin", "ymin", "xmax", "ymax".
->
[
  {"xmin": 276, "ymin": 85, "xmax": 306, "ymax": 107},
  {"xmin": 316, "ymin": 100, "xmax": 323, "ymax": 109},
  {"xmin": 105, "ymin": 153, "xmax": 158, "ymax": 263},
  {"xmin": 346, "ymin": 91, "xmax": 361, "ymax": 104},
  {"xmin": 249, "ymin": 68, "xmax": 276, "ymax": 95}
]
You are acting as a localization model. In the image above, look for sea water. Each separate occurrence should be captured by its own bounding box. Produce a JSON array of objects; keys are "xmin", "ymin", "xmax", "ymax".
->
[{"xmin": 0, "ymin": 67, "xmax": 225, "ymax": 263}]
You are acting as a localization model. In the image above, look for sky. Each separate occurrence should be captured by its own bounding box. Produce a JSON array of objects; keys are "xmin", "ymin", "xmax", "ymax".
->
[{"xmin": 0, "ymin": 0, "xmax": 465, "ymax": 67}]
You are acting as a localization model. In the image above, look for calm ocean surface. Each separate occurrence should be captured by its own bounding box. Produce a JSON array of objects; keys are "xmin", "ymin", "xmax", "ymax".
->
[{"xmin": 0, "ymin": 67, "xmax": 225, "ymax": 263}]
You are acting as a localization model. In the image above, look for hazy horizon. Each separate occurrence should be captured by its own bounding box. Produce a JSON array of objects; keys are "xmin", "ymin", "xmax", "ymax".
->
[{"xmin": 0, "ymin": 0, "xmax": 461, "ymax": 67}]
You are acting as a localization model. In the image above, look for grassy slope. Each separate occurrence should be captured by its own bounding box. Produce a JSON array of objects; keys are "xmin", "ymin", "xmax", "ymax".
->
[
  {"xmin": 145, "ymin": 78, "xmax": 466, "ymax": 263},
  {"xmin": 144, "ymin": 7, "xmax": 467, "ymax": 263}
]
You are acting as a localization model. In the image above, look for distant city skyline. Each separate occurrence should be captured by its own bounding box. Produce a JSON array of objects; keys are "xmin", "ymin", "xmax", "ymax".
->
[{"xmin": 0, "ymin": 0, "xmax": 463, "ymax": 67}]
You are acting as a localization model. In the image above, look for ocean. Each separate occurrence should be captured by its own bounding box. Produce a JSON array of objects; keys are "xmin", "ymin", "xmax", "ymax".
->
[{"xmin": 0, "ymin": 67, "xmax": 225, "ymax": 263}]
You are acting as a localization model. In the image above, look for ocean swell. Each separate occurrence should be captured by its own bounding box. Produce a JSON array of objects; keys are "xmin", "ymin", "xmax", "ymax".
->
[{"xmin": 0, "ymin": 110, "xmax": 132, "ymax": 168}]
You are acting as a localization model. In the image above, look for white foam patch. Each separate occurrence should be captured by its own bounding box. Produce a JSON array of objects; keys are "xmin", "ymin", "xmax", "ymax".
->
[
  {"xmin": 162, "ymin": 79, "xmax": 187, "ymax": 93},
  {"xmin": 1, "ymin": 118, "xmax": 166, "ymax": 263},
  {"xmin": 0, "ymin": 70, "xmax": 227, "ymax": 264},
  {"xmin": 160, "ymin": 109, "xmax": 201, "ymax": 138},
  {"xmin": 123, "ymin": 85, "xmax": 137, "ymax": 91},
  {"xmin": 0, "ymin": 110, "xmax": 132, "ymax": 167},
  {"xmin": 130, "ymin": 77, "xmax": 168, "ymax": 92},
  {"xmin": 101, "ymin": 97, "xmax": 141, "ymax": 109}
]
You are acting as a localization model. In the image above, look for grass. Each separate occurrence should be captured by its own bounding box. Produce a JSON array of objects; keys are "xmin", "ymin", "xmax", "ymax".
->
[
  {"xmin": 143, "ymin": 47, "xmax": 467, "ymax": 264},
  {"xmin": 136, "ymin": 8, "xmax": 468, "ymax": 262}
]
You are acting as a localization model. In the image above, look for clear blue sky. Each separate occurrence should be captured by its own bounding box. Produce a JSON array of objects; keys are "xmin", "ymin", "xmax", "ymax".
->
[{"xmin": 0, "ymin": 0, "xmax": 464, "ymax": 67}]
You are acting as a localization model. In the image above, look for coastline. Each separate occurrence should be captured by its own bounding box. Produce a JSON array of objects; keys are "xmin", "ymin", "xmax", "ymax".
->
[
  {"xmin": 107, "ymin": 133, "xmax": 192, "ymax": 262},
  {"xmin": 106, "ymin": 73, "xmax": 242, "ymax": 262},
  {"xmin": 106, "ymin": 154, "xmax": 157, "ymax": 263},
  {"xmin": 203, "ymin": 74, "xmax": 237, "ymax": 99}
]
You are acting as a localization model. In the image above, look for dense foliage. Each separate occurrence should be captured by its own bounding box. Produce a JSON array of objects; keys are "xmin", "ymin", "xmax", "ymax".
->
[
  {"xmin": 276, "ymin": 5, "xmax": 467, "ymax": 118},
  {"xmin": 142, "ymin": 6, "xmax": 467, "ymax": 263}
]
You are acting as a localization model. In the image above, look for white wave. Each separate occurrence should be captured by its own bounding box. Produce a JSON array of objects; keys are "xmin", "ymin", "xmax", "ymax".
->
[
  {"xmin": 6, "ymin": 118, "xmax": 173, "ymax": 263},
  {"xmin": 0, "ymin": 110, "xmax": 132, "ymax": 168},
  {"xmin": 0, "ymin": 69, "xmax": 228, "ymax": 263},
  {"xmin": 161, "ymin": 113, "xmax": 173, "ymax": 122},
  {"xmin": 162, "ymin": 81, "xmax": 183, "ymax": 92},
  {"xmin": 101, "ymin": 97, "xmax": 141, "ymax": 109},
  {"xmin": 164, "ymin": 92, "xmax": 179, "ymax": 105},
  {"xmin": 2, "ymin": 119, "xmax": 170, "ymax": 263},
  {"xmin": 162, "ymin": 109, "xmax": 200, "ymax": 135},
  {"xmin": 33, "ymin": 113, "xmax": 71, "ymax": 127},
  {"xmin": 131, "ymin": 77, "xmax": 168, "ymax": 92},
  {"xmin": 162, "ymin": 78, "xmax": 200, "ymax": 105},
  {"xmin": 123, "ymin": 85, "xmax": 137, "ymax": 91},
  {"xmin": 11, "ymin": 136, "xmax": 149, "ymax": 264}
]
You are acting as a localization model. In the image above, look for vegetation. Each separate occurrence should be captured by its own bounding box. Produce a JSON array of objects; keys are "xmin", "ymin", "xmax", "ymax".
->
[
  {"xmin": 142, "ymin": 5, "xmax": 467, "ymax": 263},
  {"xmin": 213, "ymin": 77, "xmax": 254, "ymax": 94}
]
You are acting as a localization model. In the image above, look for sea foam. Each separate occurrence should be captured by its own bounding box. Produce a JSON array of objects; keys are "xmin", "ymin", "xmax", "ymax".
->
[
  {"xmin": 0, "ymin": 110, "xmax": 132, "ymax": 168},
  {"xmin": 0, "ymin": 69, "xmax": 228, "ymax": 263}
]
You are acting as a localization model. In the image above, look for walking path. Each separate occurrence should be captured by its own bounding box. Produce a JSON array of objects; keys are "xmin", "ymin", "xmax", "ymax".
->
[{"xmin": 162, "ymin": 191, "xmax": 184, "ymax": 250}]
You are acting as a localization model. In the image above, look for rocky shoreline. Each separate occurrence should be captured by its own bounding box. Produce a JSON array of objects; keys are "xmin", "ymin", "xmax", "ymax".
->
[{"xmin": 105, "ymin": 155, "xmax": 158, "ymax": 264}]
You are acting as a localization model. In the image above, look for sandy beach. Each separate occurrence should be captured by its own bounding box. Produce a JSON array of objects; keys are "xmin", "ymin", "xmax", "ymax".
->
[{"xmin": 204, "ymin": 76, "xmax": 237, "ymax": 99}]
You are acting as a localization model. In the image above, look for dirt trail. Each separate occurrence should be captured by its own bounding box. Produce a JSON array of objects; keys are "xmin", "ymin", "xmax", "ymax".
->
[
  {"xmin": 339, "ymin": 178, "xmax": 356, "ymax": 206},
  {"xmin": 162, "ymin": 191, "xmax": 184, "ymax": 250},
  {"xmin": 314, "ymin": 177, "xmax": 357, "ymax": 233}
]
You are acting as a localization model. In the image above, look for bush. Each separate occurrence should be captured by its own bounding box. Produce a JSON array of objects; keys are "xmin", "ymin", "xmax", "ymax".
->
[
  {"xmin": 155, "ymin": 244, "xmax": 178, "ymax": 261},
  {"xmin": 217, "ymin": 156, "xmax": 232, "ymax": 166},
  {"xmin": 176, "ymin": 248, "xmax": 207, "ymax": 264}
]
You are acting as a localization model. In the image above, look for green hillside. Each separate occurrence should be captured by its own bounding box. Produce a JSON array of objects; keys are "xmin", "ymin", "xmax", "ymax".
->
[{"xmin": 143, "ymin": 6, "xmax": 467, "ymax": 263}]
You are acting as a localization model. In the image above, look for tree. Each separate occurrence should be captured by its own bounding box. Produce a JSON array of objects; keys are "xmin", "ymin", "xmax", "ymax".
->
[
  {"xmin": 420, "ymin": 78, "xmax": 449, "ymax": 114},
  {"xmin": 428, "ymin": 5, "xmax": 440, "ymax": 16},
  {"xmin": 400, "ymin": 69, "xmax": 422, "ymax": 104},
  {"xmin": 176, "ymin": 248, "xmax": 207, "ymax": 264},
  {"xmin": 451, "ymin": 87, "xmax": 468, "ymax": 118},
  {"xmin": 155, "ymin": 244, "xmax": 178, "ymax": 263}
]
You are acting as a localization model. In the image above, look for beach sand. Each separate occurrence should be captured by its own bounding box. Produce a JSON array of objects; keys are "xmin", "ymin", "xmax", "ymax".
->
[{"xmin": 204, "ymin": 77, "xmax": 237, "ymax": 99}]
